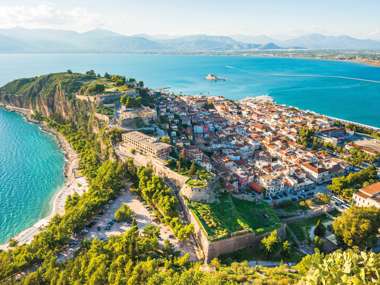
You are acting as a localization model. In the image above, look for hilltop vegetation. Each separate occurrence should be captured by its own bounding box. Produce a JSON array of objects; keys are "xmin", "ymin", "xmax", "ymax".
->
[
  {"xmin": 0, "ymin": 72, "xmax": 96, "ymax": 122},
  {"xmin": 0, "ymin": 72, "xmax": 92, "ymax": 98}
]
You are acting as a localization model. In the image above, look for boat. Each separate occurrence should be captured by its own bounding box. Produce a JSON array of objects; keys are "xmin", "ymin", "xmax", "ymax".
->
[{"xmin": 205, "ymin": 74, "xmax": 226, "ymax": 81}]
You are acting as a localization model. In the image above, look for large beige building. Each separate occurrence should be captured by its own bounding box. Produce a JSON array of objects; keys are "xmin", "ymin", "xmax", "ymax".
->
[
  {"xmin": 353, "ymin": 182, "xmax": 380, "ymax": 209},
  {"xmin": 121, "ymin": 131, "xmax": 171, "ymax": 159}
]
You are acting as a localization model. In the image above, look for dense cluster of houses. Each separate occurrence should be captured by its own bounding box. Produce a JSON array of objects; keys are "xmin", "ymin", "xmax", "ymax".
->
[
  {"xmin": 93, "ymin": 87, "xmax": 377, "ymax": 201},
  {"xmin": 155, "ymin": 94, "xmax": 353, "ymax": 198}
]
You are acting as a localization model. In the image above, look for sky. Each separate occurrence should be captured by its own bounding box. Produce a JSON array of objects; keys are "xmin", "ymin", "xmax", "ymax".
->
[{"xmin": 0, "ymin": 0, "xmax": 379, "ymax": 39}]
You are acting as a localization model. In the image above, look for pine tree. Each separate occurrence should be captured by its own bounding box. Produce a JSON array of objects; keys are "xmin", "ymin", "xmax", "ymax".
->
[{"xmin": 188, "ymin": 161, "xmax": 196, "ymax": 176}]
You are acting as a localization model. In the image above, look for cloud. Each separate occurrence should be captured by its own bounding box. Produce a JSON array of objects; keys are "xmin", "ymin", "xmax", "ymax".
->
[{"xmin": 0, "ymin": 4, "xmax": 103, "ymax": 31}]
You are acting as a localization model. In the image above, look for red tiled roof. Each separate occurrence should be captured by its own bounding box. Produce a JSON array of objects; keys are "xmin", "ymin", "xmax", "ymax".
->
[
  {"xmin": 361, "ymin": 182, "xmax": 380, "ymax": 197},
  {"xmin": 249, "ymin": 182, "xmax": 265, "ymax": 193},
  {"xmin": 302, "ymin": 162, "xmax": 327, "ymax": 174}
]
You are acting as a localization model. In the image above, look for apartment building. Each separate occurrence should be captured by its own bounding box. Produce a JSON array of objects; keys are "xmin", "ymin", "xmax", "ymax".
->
[{"xmin": 121, "ymin": 131, "xmax": 171, "ymax": 159}]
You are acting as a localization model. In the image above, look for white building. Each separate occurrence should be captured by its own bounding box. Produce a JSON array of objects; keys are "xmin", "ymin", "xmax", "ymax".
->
[
  {"xmin": 353, "ymin": 182, "xmax": 380, "ymax": 209},
  {"xmin": 301, "ymin": 162, "xmax": 331, "ymax": 184}
]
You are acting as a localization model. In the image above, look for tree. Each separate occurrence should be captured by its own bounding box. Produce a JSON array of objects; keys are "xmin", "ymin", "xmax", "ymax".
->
[
  {"xmin": 114, "ymin": 204, "xmax": 134, "ymax": 223},
  {"xmin": 179, "ymin": 150, "xmax": 186, "ymax": 162},
  {"xmin": 314, "ymin": 219, "xmax": 326, "ymax": 237},
  {"xmin": 176, "ymin": 160, "xmax": 182, "ymax": 172},
  {"xmin": 297, "ymin": 127, "xmax": 315, "ymax": 148},
  {"xmin": 160, "ymin": 136, "xmax": 170, "ymax": 144},
  {"xmin": 86, "ymin": 70, "xmax": 96, "ymax": 77},
  {"xmin": 312, "ymin": 137, "xmax": 320, "ymax": 150},
  {"xmin": 85, "ymin": 83, "xmax": 105, "ymax": 95},
  {"xmin": 281, "ymin": 240, "xmax": 291, "ymax": 258},
  {"xmin": 108, "ymin": 129, "xmax": 123, "ymax": 145},
  {"xmin": 328, "ymin": 166, "xmax": 378, "ymax": 201},
  {"xmin": 176, "ymin": 224, "xmax": 194, "ymax": 242},
  {"xmin": 8, "ymin": 239, "xmax": 18, "ymax": 247},
  {"xmin": 111, "ymin": 75, "xmax": 126, "ymax": 86},
  {"xmin": 316, "ymin": 193, "xmax": 330, "ymax": 204},
  {"xmin": 313, "ymin": 236, "xmax": 324, "ymax": 250},
  {"xmin": 332, "ymin": 206, "xmax": 380, "ymax": 249},
  {"xmin": 261, "ymin": 230, "xmax": 279, "ymax": 255},
  {"xmin": 188, "ymin": 161, "xmax": 196, "ymax": 176},
  {"xmin": 143, "ymin": 224, "xmax": 160, "ymax": 239},
  {"xmin": 162, "ymin": 239, "xmax": 176, "ymax": 258},
  {"xmin": 120, "ymin": 96, "xmax": 142, "ymax": 108}
]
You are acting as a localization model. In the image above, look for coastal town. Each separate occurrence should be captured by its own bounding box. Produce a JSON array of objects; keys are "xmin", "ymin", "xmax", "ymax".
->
[
  {"xmin": 1, "ymin": 0, "xmax": 380, "ymax": 283},
  {"xmin": 0, "ymin": 70, "xmax": 380, "ymax": 284},
  {"xmin": 69, "ymin": 74, "xmax": 380, "ymax": 261}
]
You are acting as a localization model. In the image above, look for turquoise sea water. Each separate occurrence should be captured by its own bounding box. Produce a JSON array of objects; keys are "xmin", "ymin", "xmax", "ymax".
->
[
  {"xmin": 0, "ymin": 54, "xmax": 380, "ymax": 242},
  {"xmin": 0, "ymin": 54, "xmax": 379, "ymax": 127},
  {"xmin": 0, "ymin": 109, "xmax": 65, "ymax": 243}
]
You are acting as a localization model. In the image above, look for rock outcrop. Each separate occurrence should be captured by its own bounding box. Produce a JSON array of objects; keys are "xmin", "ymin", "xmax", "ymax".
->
[{"xmin": 0, "ymin": 72, "xmax": 95, "ymax": 124}]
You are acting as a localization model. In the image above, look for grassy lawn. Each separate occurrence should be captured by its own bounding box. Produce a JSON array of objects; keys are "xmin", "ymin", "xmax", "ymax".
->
[
  {"xmin": 219, "ymin": 241, "xmax": 304, "ymax": 264},
  {"xmin": 231, "ymin": 196, "xmax": 280, "ymax": 234},
  {"xmin": 188, "ymin": 194, "xmax": 281, "ymax": 241},
  {"xmin": 274, "ymin": 200, "xmax": 309, "ymax": 214}
]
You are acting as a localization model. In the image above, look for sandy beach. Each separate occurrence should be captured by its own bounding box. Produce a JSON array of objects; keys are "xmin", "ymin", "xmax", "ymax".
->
[{"xmin": 0, "ymin": 106, "xmax": 88, "ymax": 251}]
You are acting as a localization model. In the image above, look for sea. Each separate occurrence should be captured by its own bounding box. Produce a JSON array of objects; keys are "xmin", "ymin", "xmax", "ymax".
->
[
  {"xmin": 0, "ymin": 108, "xmax": 65, "ymax": 243},
  {"xmin": 0, "ymin": 53, "xmax": 379, "ymax": 242}
]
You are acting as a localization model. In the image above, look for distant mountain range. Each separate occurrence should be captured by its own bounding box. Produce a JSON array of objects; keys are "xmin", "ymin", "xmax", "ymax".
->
[
  {"xmin": 0, "ymin": 28, "xmax": 380, "ymax": 53},
  {"xmin": 280, "ymin": 34, "xmax": 380, "ymax": 50}
]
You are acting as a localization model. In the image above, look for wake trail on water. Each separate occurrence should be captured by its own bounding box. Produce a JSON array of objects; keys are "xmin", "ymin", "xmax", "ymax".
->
[
  {"xmin": 270, "ymin": 73, "xmax": 380, "ymax": 84},
  {"xmin": 224, "ymin": 65, "xmax": 380, "ymax": 84}
]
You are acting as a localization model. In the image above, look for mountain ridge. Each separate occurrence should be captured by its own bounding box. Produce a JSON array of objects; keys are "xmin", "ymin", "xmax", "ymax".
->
[{"xmin": 0, "ymin": 28, "xmax": 380, "ymax": 52}]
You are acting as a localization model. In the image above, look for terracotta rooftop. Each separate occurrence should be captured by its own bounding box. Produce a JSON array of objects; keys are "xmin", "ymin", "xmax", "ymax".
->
[
  {"xmin": 249, "ymin": 182, "xmax": 265, "ymax": 193},
  {"xmin": 302, "ymin": 162, "xmax": 327, "ymax": 174},
  {"xmin": 361, "ymin": 182, "xmax": 380, "ymax": 197}
]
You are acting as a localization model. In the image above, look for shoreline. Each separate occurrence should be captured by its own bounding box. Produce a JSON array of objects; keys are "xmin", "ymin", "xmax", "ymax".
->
[
  {"xmin": 240, "ymin": 96, "xmax": 380, "ymax": 130},
  {"xmin": 0, "ymin": 52, "xmax": 379, "ymax": 68},
  {"xmin": 246, "ymin": 53, "xmax": 380, "ymax": 68},
  {"xmin": 0, "ymin": 105, "xmax": 88, "ymax": 250}
]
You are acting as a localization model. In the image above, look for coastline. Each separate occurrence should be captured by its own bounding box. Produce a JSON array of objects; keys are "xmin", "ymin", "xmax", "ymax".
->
[
  {"xmin": 249, "ymin": 53, "xmax": 380, "ymax": 68},
  {"xmin": 241, "ymin": 96, "xmax": 380, "ymax": 130},
  {"xmin": 0, "ymin": 80, "xmax": 379, "ymax": 249},
  {"xmin": 0, "ymin": 105, "xmax": 88, "ymax": 250}
]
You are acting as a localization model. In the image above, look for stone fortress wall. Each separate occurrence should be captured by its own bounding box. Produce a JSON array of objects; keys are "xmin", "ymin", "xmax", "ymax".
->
[{"xmin": 116, "ymin": 147, "xmax": 285, "ymax": 262}]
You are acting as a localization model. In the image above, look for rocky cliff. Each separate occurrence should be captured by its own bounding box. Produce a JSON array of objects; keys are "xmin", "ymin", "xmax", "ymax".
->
[{"xmin": 0, "ymin": 72, "xmax": 96, "ymax": 124}]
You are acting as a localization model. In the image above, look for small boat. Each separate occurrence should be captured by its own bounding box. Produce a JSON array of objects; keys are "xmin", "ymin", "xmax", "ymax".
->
[{"xmin": 205, "ymin": 74, "xmax": 226, "ymax": 81}]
